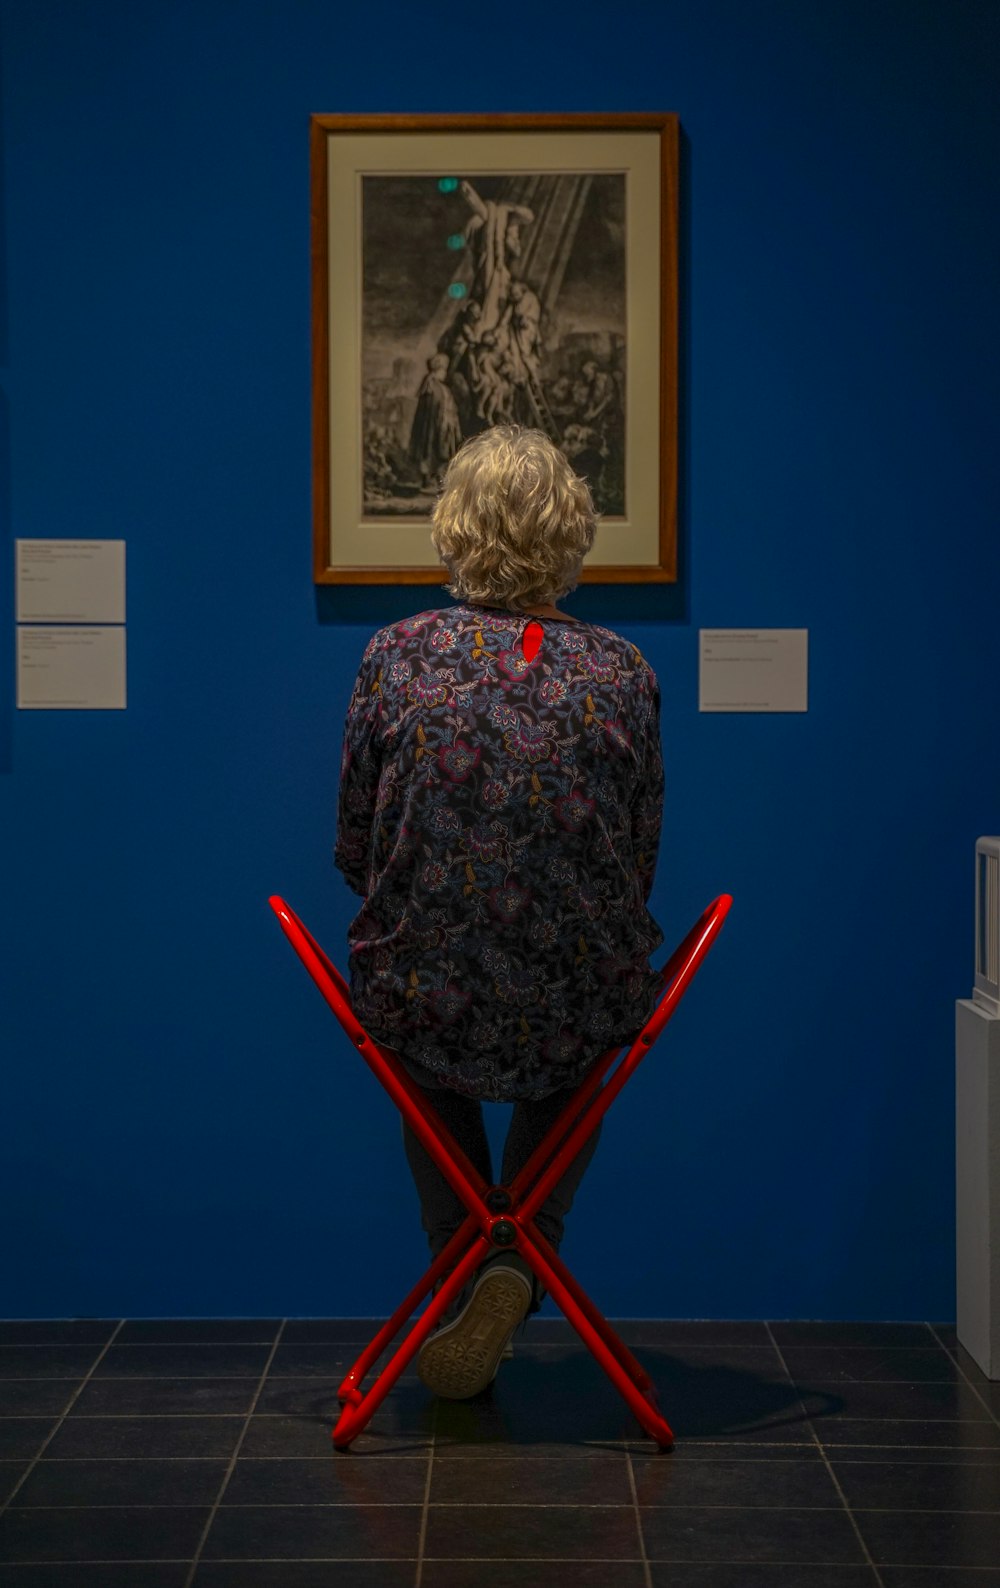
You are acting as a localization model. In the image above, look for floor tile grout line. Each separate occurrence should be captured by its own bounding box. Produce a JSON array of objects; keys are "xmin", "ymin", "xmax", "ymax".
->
[
  {"xmin": 162, "ymin": 1556, "xmax": 1000, "ymax": 1567},
  {"xmin": 1, "ymin": 1371, "xmax": 978, "ymax": 1384},
  {"xmin": 413, "ymin": 1403, "xmax": 436, "ymax": 1588},
  {"xmin": 0, "ymin": 1336, "xmax": 120, "ymax": 1351},
  {"xmin": 5, "ymin": 1348, "xmax": 954, "ymax": 1359},
  {"xmin": 0, "ymin": 1560, "xmax": 196, "ymax": 1569},
  {"xmin": 765, "ymin": 1321, "xmax": 886, "ymax": 1588},
  {"xmin": 0, "ymin": 1342, "xmax": 277, "ymax": 1351},
  {"xmin": 0, "ymin": 1500, "xmax": 868, "ymax": 1511},
  {"xmin": 2, "ymin": 1376, "xmax": 299, "ymax": 1383},
  {"xmin": 17, "ymin": 1411, "xmax": 375, "ymax": 1429},
  {"xmin": 625, "ymin": 1447, "xmax": 654, "ymax": 1588},
  {"xmin": 676, "ymin": 1429, "xmax": 999, "ymax": 1436},
  {"xmin": 181, "ymin": 1318, "xmax": 288, "ymax": 1588},
  {"xmin": 810, "ymin": 1457, "xmax": 1000, "ymax": 1466},
  {"xmin": 1, "ymin": 1450, "xmax": 434, "ymax": 1461},
  {"xmin": 3, "ymin": 1416, "xmax": 990, "ymax": 1429},
  {"xmin": 927, "ymin": 1322, "xmax": 1000, "ymax": 1432},
  {"xmin": 4, "ymin": 1409, "xmax": 989, "ymax": 1423},
  {"xmin": 8, "ymin": 1499, "xmax": 1000, "ymax": 1513},
  {"xmin": 0, "ymin": 1320, "xmax": 126, "ymax": 1519},
  {"xmin": 0, "ymin": 1557, "xmax": 743, "ymax": 1568},
  {"xmin": 1, "ymin": 1454, "xmax": 433, "ymax": 1463},
  {"xmin": 3, "ymin": 1423, "xmax": 994, "ymax": 1438},
  {"xmin": 8, "ymin": 1451, "xmax": 1000, "ymax": 1466},
  {"xmin": 5, "ymin": 1558, "xmax": 996, "ymax": 1571},
  {"xmin": 0, "ymin": 1324, "xmax": 951, "ymax": 1339}
]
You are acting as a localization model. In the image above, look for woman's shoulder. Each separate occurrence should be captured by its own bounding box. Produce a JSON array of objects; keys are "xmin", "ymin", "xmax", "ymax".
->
[
  {"xmin": 572, "ymin": 619, "xmax": 658, "ymax": 686},
  {"xmin": 360, "ymin": 606, "xmax": 468, "ymax": 660},
  {"xmin": 359, "ymin": 607, "xmax": 656, "ymax": 691}
]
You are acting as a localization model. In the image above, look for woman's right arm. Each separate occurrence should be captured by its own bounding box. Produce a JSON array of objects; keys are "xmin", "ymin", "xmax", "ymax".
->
[{"xmin": 333, "ymin": 641, "xmax": 383, "ymax": 897}]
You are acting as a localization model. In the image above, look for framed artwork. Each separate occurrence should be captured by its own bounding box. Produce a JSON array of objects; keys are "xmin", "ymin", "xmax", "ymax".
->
[{"xmin": 311, "ymin": 112, "xmax": 679, "ymax": 585}]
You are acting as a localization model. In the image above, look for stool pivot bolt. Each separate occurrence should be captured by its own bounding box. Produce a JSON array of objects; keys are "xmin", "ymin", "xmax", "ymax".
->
[
  {"xmin": 485, "ymin": 1187, "xmax": 512, "ymax": 1212},
  {"xmin": 491, "ymin": 1218, "xmax": 517, "ymax": 1247}
]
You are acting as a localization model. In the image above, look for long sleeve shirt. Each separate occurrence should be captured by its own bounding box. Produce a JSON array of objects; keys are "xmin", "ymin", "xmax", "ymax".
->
[{"xmin": 335, "ymin": 602, "xmax": 665, "ymax": 1100}]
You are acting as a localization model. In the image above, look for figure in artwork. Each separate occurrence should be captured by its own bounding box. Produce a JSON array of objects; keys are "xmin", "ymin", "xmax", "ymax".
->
[
  {"xmin": 361, "ymin": 171, "xmax": 626, "ymax": 516},
  {"xmin": 459, "ymin": 179, "xmax": 536, "ymax": 334},
  {"xmin": 410, "ymin": 354, "xmax": 463, "ymax": 485}
]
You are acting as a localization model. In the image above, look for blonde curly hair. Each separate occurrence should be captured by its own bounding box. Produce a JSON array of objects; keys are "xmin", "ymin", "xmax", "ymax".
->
[{"xmin": 430, "ymin": 426, "xmax": 597, "ymax": 610}]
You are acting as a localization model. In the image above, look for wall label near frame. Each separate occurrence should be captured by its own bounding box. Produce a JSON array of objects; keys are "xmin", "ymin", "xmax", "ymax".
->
[
  {"xmin": 16, "ymin": 539, "xmax": 126, "ymax": 624},
  {"xmin": 699, "ymin": 630, "xmax": 809, "ymax": 713}
]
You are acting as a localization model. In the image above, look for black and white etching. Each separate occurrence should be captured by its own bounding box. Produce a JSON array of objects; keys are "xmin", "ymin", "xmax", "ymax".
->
[{"xmin": 361, "ymin": 172, "xmax": 626, "ymax": 517}]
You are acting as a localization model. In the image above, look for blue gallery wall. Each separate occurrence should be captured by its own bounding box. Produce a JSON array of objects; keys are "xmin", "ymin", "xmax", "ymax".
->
[{"xmin": 1, "ymin": 0, "xmax": 998, "ymax": 1321}]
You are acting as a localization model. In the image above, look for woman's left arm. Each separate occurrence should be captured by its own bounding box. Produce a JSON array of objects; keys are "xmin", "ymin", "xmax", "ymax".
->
[{"xmin": 631, "ymin": 668, "xmax": 664, "ymax": 904}]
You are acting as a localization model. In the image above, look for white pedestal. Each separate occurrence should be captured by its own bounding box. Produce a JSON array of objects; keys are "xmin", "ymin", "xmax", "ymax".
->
[{"xmin": 956, "ymin": 999, "xmax": 1000, "ymax": 1379}]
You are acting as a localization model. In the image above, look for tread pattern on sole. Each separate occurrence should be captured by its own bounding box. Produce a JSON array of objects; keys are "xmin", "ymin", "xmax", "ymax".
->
[{"xmin": 417, "ymin": 1268, "xmax": 532, "ymax": 1399}]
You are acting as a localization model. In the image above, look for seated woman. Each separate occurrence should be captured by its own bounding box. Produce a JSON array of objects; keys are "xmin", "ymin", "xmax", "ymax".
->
[{"xmin": 335, "ymin": 425, "xmax": 664, "ymax": 1399}]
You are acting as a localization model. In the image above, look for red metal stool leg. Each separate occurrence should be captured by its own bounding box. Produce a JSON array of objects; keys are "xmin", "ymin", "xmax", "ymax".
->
[
  {"xmin": 523, "ymin": 1230, "xmax": 659, "ymax": 1397},
  {"xmin": 270, "ymin": 893, "xmax": 732, "ymax": 1451},
  {"xmin": 336, "ymin": 1214, "xmax": 480, "ymax": 1405},
  {"xmin": 332, "ymin": 1234, "xmax": 490, "ymax": 1449},
  {"xmin": 514, "ymin": 1222, "xmax": 674, "ymax": 1448}
]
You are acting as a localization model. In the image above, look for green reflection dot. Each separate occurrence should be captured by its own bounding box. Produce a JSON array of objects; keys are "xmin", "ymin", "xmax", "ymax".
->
[
  {"xmin": 438, "ymin": 177, "xmax": 459, "ymax": 193},
  {"xmin": 448, "ymin": 282, "xmax": 467, "ymax": 299},
  {"xmin": 446, "ymin": 233, "xmax": 465, "ymax": 250}
]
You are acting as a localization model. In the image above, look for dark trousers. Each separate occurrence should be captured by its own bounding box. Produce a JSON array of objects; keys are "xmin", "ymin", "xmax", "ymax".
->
[{"xmin": 401, "ymin": 1076, "xmax": 601, "ymax": 1264}]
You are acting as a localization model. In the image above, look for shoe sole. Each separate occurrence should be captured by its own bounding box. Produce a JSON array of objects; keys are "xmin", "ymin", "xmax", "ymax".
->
[{"xmin": 418, "ymin": 1267, "xmax": 532, "ymax": 1399}]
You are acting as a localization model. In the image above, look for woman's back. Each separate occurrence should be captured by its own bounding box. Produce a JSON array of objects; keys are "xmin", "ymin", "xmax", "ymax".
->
[{"xmin": 335, "ymin": 601, "xmax": 664, "ymax": 1100}]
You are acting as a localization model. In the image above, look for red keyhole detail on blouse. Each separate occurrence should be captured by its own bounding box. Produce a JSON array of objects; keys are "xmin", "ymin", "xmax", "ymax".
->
[{"xmin": 521, "ymin": 620, "xmax": 543, "ymax": 664}]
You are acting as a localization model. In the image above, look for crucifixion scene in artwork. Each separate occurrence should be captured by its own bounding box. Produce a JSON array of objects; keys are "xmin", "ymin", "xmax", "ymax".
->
[{"xmin": 361, "ymin": 171, "xmax": 626, "ymax": 518}]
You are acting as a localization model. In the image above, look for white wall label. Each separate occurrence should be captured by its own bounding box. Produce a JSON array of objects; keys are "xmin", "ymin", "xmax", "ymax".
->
[
  {"xmin": 17, "ymin": 627, "xmax": 127, "ymax": 710},
  {"xmin": 16, "ymin": 539, "xmax": 126, "ymax": 623},
  {"xmin": 699, "ymin": 629, "xmax": 808, "ymax": 713}
]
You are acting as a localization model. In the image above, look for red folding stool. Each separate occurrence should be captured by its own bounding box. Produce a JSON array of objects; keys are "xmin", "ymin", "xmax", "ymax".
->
[{"xmin": 270, "ymin": 891, "xmax": 732, "ymax": 1451}]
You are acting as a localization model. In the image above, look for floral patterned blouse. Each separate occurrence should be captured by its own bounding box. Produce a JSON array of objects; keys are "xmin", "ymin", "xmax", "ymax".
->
[{"xmin": 334, "ymin": 603, "xmax": 664, "ymax": 1101}]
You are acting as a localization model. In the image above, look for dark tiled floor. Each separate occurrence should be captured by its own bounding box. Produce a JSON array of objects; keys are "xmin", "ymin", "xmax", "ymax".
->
[{"xmin": 0, "ymin": 1317, "xmax": 998, "ymax": 1585}]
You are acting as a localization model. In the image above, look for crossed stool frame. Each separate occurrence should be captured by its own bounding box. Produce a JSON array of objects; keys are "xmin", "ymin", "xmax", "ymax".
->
[{"xmin": 270, "ymin": 892, "xmax": 732, "ymax": 1450}]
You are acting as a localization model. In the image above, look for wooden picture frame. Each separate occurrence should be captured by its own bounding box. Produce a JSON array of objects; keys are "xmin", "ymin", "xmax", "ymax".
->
[{"xmin": 311, "ymin": 112, "xmax": 679, "ymax": 585}]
